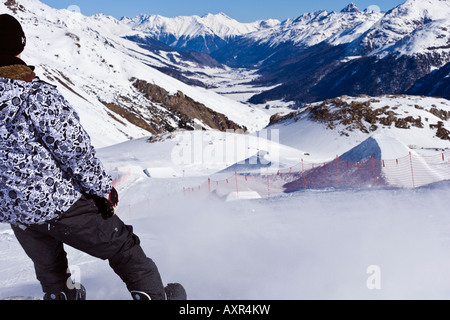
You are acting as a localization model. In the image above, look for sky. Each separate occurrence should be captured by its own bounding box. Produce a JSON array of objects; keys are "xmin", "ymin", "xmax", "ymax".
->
[{"xmin": 39, "ymin": 0, "xmax": 406, "ymax": 22}]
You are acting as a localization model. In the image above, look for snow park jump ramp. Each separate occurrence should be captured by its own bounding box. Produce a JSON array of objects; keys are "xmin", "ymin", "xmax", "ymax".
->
[
  {"xmin": 283, "ymin": 135, "xmax": 450, "ymax": 192},
  {"xmin": 283, "ymin": 137, "xmax": 386, "ymax": 192},
  {"xmin": 196, "ymin": 135, "xmax": 450, "ymax": 200}
]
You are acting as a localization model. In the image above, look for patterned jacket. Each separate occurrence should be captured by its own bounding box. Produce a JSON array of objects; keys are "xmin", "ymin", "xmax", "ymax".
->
[{"xmin": 0, "ymin": 62, "xmax": 112, "ymax": 225}]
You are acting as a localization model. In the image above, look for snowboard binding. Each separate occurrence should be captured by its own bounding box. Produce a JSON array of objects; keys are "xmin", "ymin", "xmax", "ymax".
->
[
  {"xmin": 43, "ymin": 284, "xmax": 86, "ymax": 301},
  {"xmin": 131, "ymin": 283, "xmax": 187, "ymax": 300}
]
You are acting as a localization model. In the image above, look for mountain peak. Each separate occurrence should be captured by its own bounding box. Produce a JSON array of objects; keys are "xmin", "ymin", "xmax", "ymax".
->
[
  {"xmin": 341, "ymin": 3, "xmax": 360, "ymax": 13},
  {"xmin": 202, "ymin": 12, "xmax": 231, "ymax": 19}
]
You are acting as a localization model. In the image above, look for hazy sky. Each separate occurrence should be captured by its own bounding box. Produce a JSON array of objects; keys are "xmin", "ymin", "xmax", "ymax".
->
[{"xmin": 39, "ymin": 0, "xmax": 405, "ymax": 22}]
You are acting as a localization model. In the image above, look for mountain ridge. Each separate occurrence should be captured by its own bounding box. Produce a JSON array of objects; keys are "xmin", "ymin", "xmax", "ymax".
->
[
  {"xmin": 2, "ymin": 0, "xmax": 449, "ymax": 150},
  {"xmin": 120, "ymin": 12, "xmax": 280, "ymax": 53},
  {"xmin": 37, "ymin": 0, "xmax": 450, "ymax": 105},
  {"xmin": 241, "ymin": 0, "xmax": 450, "ymax": 104},
  {"xmin": 1, "ymin": 0, "xmax": 269, "ymax": 148}
]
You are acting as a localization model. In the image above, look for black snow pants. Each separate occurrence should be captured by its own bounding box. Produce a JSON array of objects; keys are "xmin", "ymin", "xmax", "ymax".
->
[{"xmin": 11, "ymin": 195, "xmax": 165, "ymax": 300}]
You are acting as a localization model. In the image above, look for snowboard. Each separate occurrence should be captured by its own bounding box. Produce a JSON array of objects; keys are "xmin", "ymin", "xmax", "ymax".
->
[
  {"xmin": 2, "ymin": 283, "xmax": 186, "ymax": 301},
  {"xmin": 1, "ymin": 296, "xmax": 41, "ymax": 300}
]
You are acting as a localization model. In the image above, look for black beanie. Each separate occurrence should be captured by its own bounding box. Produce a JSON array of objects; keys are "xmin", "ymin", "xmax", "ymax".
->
[{"xmin": 0, "ymin": 14, "xmax": 26, "ymax": 56}]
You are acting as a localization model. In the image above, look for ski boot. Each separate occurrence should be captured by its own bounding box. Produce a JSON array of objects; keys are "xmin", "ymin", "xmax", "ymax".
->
[{"xmin": 43, "ymin": 284, "xmax": 86, "ymax": 300}]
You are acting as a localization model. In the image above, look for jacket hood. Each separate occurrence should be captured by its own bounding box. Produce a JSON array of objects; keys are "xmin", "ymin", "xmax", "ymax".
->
[
  {"xmin": 0, "ymin": 55, "xmax": 35, "ymax": 80},
  {"xmin": 0, "ymin": 64, "xmax": 35, "ymax": 81},
  {"xmin": 0, "ymin": 56, "xmax": 37, "ymax": 123}
]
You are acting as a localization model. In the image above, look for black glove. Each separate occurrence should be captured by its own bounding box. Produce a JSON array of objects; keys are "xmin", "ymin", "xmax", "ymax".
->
[
  {"xmin": 108, "ymin": 187, "xmax": 119, "ymax": 207},
  {"xmin": 92, "ymin": 187, "xmax": 119, "ymax": 220}
]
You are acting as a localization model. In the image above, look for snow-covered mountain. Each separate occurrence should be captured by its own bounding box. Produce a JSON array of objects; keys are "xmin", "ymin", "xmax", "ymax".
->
[
  {"xmin": 211, "ymin": 3, "xmax": 384, "ymax": 68},
  {"xmin": 117, "ymin": 0, "xmax": 450, "ymax": 106},
  {"xmin": 358, "ymin": 0, "xmax": 450, "ymax": 56},
  {"xmin": 0, "ymin": 0, "xmax": 270, "ymax": 148},
  {"xmin": 242, "ymin": 0, "xmax": 450, "ymax": 104},
  {"xmin": 120, "ymin": 12, "xmax": 280, "ymax": 53},
  {"xmin": 408, "ymin": 61, "xmax": 450, "ymax": 99},
  {"xmin": 239, "ymin": 4, "xmax": 383, "ymax": 50},
  {"xmin": 2, "ymin": 0, "xmax": 450, "ymax": 147}
]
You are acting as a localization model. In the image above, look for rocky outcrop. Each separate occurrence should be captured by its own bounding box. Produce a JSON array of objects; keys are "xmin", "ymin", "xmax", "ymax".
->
[
  {"xmin": 131, "ymin": 78, "xmax": 246, "ymax": 132},
  {"xmin": 269, "ymin": 95, "xmax": 450, "ymax": 141}
]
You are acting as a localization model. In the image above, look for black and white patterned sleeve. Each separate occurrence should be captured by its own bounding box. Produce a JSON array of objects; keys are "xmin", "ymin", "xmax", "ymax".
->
[{"xmin": 27, "ymin": 84, "xmax": 113, "ymax": 197}]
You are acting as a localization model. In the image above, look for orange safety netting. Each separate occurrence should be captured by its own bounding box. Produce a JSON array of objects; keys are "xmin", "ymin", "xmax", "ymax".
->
[{"xmin": 184, "ymin": 150, "xmax": 450, "ymax": 199}]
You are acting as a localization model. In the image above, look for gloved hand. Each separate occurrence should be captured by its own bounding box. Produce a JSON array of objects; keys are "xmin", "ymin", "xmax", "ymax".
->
[
  {"xmin": 93, "ymin": 187, "xmax": 119, "ymax": 220},
  {"xmin": 108, "ymin": 187, "xmax": 119, "ymax": 207}
]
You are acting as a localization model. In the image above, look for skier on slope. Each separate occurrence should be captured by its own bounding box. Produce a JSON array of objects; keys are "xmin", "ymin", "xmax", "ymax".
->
[{"xmin": 0, "ymin": 14, "xmax": 186, "ymax": 301}]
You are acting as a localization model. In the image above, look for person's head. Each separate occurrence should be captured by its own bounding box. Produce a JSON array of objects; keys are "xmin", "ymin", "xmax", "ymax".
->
[{"xmin": 0, "ymin": 14, "xmax": 26, "ymax": 57}]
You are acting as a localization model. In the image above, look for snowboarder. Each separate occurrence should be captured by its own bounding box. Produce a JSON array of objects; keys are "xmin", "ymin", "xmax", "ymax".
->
[{"xmin": 0, "ymin": 13, "xmax": 186, "ymax": 301}]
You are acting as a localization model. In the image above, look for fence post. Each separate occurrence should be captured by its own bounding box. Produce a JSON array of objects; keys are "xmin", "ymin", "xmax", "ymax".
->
[
  {"xmin": 409, "ymin": 152, "xmax": 415, "ymax": 188},
  {"xmin": 208, "ymin": 178, "xmax": 211, "ymax": 193},
  {"xmin": 235, "ymin": 171, "xmax": 239, "ymax": 199},
  {"xmin": 371, "ymin": 155, "xmax": 375, "ymax": 187},
  {"xmin": 336, "ymin": 155, "xmax": 339, "ymax": 190},
  {"xmin": 267, "ymin": 167, "xmax": 270, "ymax": 198},
  {"xmin": 301, "ymin": 158, "xmax": 306, "ymax": 190}
]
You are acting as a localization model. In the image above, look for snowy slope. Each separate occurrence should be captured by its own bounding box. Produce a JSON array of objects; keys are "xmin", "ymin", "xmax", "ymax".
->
[
  {"xmin": 97, "ymin": 130, "xmax": 303, "ymax": 182},
  {"xmin": 0, "ymin": 0, "xmax": 270, "ymax": 148},
  {"xmin": 2, "ymin": 0, "xmax": 450, "ymax": 301},
  {"xmin": 98, "ymin": 94, "xmax": 450, "ymax": 197},
  {"xmin": 2, "ymin": 127, "xmax": 450, "ymax": 300},
  {"xmin": 268, "ymin": 95, "xmax": 450, "ymax": 161}
]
